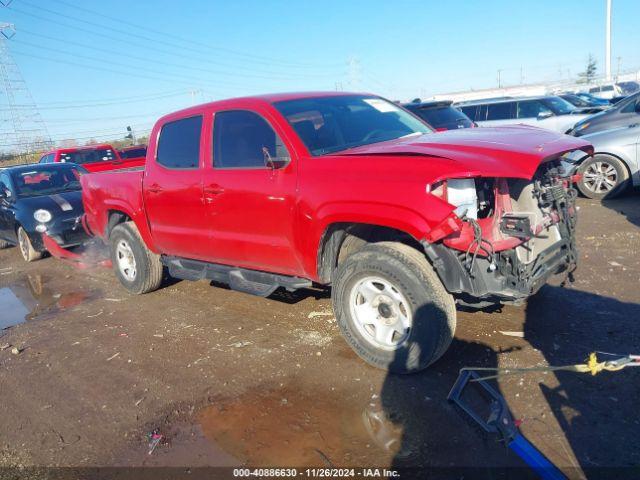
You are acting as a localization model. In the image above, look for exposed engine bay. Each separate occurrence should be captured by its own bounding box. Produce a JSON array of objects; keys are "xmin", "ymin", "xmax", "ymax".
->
[{"xmin": 424, "ymin": 158, "xmax": 579, "ymax": 305}]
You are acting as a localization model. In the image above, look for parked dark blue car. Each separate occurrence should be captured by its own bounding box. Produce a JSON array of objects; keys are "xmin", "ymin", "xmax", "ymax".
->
[{"xmin": 0, "ymin": 163, "xmax": 88, "ymax": 262}]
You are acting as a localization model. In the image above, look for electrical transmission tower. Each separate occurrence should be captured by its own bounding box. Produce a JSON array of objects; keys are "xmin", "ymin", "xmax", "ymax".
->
[{"xmin": 0, "ymin": 23, "xmax": 52, "ymax": 160}]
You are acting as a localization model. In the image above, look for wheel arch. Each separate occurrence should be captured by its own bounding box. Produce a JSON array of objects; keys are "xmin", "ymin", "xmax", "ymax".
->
[
  {"xmin": 588, "ymin": 151, "xmax": 634, "ymax": 180},
  {"xmin": 316, "ymin": 222, "xmax": 425, "ymax": 284},
  {"xmin": 105, "ymin": 208, "xmax": 157, "ymax": 253}
]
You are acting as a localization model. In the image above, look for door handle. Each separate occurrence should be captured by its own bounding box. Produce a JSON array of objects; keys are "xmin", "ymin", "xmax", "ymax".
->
[
  {"xmin": 146, "ymin": 184, "xmax": 163, "ymax": 194},
  {"xmin": 203, "ymin": 184, "xmax": 224, "ymax": 204},
  {"xmin": 204, "ymin": 184, "xmax": 224, "ymax": 195}
]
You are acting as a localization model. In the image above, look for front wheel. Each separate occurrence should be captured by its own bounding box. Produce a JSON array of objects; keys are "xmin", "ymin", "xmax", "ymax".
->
[
  {"xmin": 332, "ymin": 242, "xmax": 456, "ymax": 374},
  {"xmin": 109, "ymin": 222, "xmax": 163, "ymax": 294},
  {"xmin": 18, "ymin": 227, "xmax": 43, "ymax": 262},
  {"xmin": 577, "ymin": 155, "xmax": 630, "ymax": 199}
]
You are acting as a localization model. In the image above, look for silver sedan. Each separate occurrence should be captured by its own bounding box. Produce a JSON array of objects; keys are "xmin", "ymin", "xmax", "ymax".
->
[{"xmin": 567, "ymin": 123, "xmax": 639, "ymax": 199}]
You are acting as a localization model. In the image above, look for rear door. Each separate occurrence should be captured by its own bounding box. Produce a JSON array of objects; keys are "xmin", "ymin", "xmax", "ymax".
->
[
  {"xmin": 143, "ymin": 115, "xmax": 209, "ymax": 260},
  {"xmin": 200, "ymin": 108, "xmax": 301, "ymax": 275}
]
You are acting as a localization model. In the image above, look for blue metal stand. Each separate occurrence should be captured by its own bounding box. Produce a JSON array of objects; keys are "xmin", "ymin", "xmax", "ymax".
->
[{"xmin": 448, "ymin": 370, "xmax": 567, "ymax": 480}]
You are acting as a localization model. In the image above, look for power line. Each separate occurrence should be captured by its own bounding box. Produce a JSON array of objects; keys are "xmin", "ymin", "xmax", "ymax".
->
[
  {"xmin": 0, "ymin": 24, "xmax": 51, "ymax": 153},
  {"xmin": 11, "ymin": 1, "xmax": 344, "ymax": 73},
  {"xmin": 14, "ymin": 29, "xmax": 334, "ymax": 86},
  {"xmin": 2, "ymin": 89, "xmax": 186, "ymax": 106},
  {"xmin": 48, "ymin": 0, "xmax": 343, "ymax": 69},
  {"xmin": 16, "ymin": 29, "xmax": 342, "ymax": 82},
  {"xmin": 0, "ymin": 89, "xmax": 189, "ymax": 110},
  {"xmin": 0, "ymin": 128, "xmax": 153, "ymax": 148}
]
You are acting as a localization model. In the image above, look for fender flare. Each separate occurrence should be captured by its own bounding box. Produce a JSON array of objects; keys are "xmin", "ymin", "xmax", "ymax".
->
[
  {"xmin": 103, "ymin": 200, "xmax": 158, "ymax": 254},
  {"xmin": 301, "ymin": 201, "xmax": 439, "ymax": 281}
]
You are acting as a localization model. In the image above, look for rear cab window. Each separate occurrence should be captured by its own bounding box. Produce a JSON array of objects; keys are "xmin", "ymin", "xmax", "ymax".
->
[
  {"xmin": 156, "ymin": 116, "xmax": 203, "ymax": 169},
  {"xmin": 60, "ymin": 148, "xmax": 116, "ymax": 165}
]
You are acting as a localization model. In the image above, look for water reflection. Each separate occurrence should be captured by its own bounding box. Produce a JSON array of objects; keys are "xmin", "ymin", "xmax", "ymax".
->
[{"xmin": 0, "ymin": 274, "xmax": 92, "ymax": 330}]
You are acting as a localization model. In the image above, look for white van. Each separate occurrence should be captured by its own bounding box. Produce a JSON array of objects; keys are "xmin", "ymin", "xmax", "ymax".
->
[
  {"xmin": 588, "ymin": 84, "xmax": 623, "ymax": 100},
  {"xmin": 456, "ymin": 96, "xmax": 590, "ymax": 133}
]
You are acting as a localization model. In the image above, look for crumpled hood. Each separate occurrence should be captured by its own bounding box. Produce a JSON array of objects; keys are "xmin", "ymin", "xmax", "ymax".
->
[
  {"xmin": 337, "ymin": 125, "xmax": 593, "ymax": 180},
  {"xmin": 18, "ymin": 190, "xmax": 83, "ymax": 217}
]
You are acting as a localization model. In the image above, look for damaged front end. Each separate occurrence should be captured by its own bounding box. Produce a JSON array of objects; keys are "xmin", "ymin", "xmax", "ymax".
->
[{"xmin": 423, "ymin": 158, "xmax": 579, "ymax": 306}]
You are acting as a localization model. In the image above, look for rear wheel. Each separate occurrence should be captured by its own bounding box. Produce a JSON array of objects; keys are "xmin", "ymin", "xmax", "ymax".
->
[
  {"xmin": 17, "ymin": 227, "xmax": 43, "ymax": 262},
  {"xmin": 109, "ymin": 222, "xmax": 163, "ymax": 294},
  {"xmin": 332, "ymin": 241, "xmax": 456, "ymax": 374},
  {"xmin": 577, "ymin": 155, "xmax": 630, "ymax": 199}
]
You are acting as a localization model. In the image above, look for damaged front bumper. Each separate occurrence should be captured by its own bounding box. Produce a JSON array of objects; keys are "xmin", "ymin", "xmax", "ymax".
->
[
  {"xmin": 423, "ymin": 238, "xmax": 576, "ymax": 304},
  {"xmin": 32, "ymin": 215, "xmax": 89, "ymax": 252}
]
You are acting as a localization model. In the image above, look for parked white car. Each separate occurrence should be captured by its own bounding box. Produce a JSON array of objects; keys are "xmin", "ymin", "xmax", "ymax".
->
[
  {"xmin": 456, "ymin": 96, "xmax": 590, "ymax": 133},
  {"xmin": 588, "ymin": 83, "xmax": 624, "ymax": 100}
]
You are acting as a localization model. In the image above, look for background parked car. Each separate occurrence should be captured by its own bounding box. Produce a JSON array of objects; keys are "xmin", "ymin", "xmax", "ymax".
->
[
  {"xmin": 569, "ymin": 91, "xmax": 640, "ymax": 137},
  {"xmin": 456, "ymin": 96, "xmax": 589, "ymax": 133},
  {"xmin": 0, "ymin": 163, "xmax": 88, "ymax": 262},
  {"xmin": 574, "ymin": 92, "xmax": 611, "ymax": 106},
  {"xmin": 588, "ymin": 83, "xmax": 624, "ymax": 100},
  {"xmin": 617, "ymin": 81, "xmax": 640, "ymax": 95},
  {"xmin": 402, "ymin": 100, "xmax": 474, "ymax": 131},
  {"xmin": 565, "ymin": 123, "xmax": 640, "ymax": 199},
  {"xmin": 559, "ymin": 93, "xmax": 608, "ymax": 114},
  {"xmin": 39, "ymin": 143, "xmax": 145, "ymax": 172}
]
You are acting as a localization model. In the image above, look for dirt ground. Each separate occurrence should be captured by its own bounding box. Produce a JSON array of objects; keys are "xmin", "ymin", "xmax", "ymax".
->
[{"xmin": 0, "ymin": 194, "xmax": 639, "ymax": 479}]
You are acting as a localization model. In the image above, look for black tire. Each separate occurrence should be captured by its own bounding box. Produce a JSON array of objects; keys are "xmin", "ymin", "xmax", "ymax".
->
[
  {"xmin": 577, "ymin": 155, "xmax": 630, "ymax": 199},
  {"xmin": 17, "ymin": 226, "xmax": 43, "ymax": 262},
  {"xmin": 332, "ymin": 241, "xmax": 456, "ymax": 374},
  {"xmin": 109, "ymin": 222, "xmax": 163, "ymax": 294}
]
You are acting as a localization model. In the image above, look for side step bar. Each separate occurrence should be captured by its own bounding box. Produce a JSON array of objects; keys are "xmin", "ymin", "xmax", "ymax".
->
[{"xmin": 161, "ymin": 256, "xmax": 312, "ymax": 297}]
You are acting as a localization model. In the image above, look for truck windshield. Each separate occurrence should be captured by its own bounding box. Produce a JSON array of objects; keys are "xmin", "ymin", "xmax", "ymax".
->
[
  {"xmin": 274, "ymin": 95, "xmax": 432, "ymax": 156},
  {"xmin": 11, "ymin": 166, "xmax": 84, "ymax": 198},
  {"xmin": 60, "ymin": 148, "xmax": 116, "ymax": 164}
]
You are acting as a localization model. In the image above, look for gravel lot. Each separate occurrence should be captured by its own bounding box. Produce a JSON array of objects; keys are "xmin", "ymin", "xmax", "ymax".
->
[{"xmin": 0, "ymin": 194, "xmax": 638, "ymax": 478}]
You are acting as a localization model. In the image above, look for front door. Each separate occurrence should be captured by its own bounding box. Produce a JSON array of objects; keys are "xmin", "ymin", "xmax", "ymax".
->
[
  {"xmin": 143, "ymin": 115, "xmax": 209, "ymax": 260},
  {"xmin": 200, "ymin": 109, "xmax": 301, "ymax": 276}
]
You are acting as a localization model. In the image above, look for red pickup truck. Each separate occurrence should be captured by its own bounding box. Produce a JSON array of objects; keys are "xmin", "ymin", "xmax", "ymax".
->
[
  {"xmin": 81, "ymin": 92, "xmax": 591, "ymax": 373},
  {"xmin": 39, "ymin": 144, "xmax": 145, "ymax": 173}
]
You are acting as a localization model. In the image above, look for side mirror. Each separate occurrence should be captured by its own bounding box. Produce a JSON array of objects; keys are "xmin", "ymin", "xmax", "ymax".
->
[
  {"xmin": 266, "ymin": 157, "xmax": 290, "ymax": 170},
  {"xmin": 537, "ymin": 111, "xmax": 554, "ymax": 120},
  {"xmin": 262, "ymin": 146, "xmax": 290, "ymax": 170}
]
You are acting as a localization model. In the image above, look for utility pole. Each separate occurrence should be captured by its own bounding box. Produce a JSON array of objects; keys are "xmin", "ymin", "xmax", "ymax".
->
[
  {"xmin": 347, "ymin": 56, "xmax": 361, "ymax": 91},
  {"xmin": 605, "ymin": 0, "xmax": 612, "ymax": 81},
  {"xmin": 616, "ymin": 56, "xmax": 622, "ymax": 80},
  {"xmin": 497, "ymin": 69, "xmax": 502, "ymax": 88},
  {"xmin": 0, "ymin": 23, "xmax": 52, "ymax": 159}
]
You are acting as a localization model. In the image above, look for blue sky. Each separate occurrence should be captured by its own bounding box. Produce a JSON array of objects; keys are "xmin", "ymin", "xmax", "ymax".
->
[{"xmin": 2, "ymin": 0, "xmax": 639, "ymax": 144}]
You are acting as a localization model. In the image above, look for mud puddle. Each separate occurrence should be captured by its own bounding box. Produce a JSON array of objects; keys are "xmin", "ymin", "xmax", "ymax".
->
[
  {"xmin": 194, "ymin": 385, "xmax": 399, "ymax": 467},
  {"xmin": 0, "ymin": 274, "xmax": 97, "ymax": 330}
]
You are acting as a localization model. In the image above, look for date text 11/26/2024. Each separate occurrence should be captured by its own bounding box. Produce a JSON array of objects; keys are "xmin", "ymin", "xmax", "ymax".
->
[{"xmin": 233, "ymin": 468, "xmax": 400, "ymax": 478}]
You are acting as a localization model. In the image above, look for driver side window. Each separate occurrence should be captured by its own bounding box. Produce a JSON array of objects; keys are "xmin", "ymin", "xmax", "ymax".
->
[{"xmin": 213, "ymin": 110, "xmax": 290, "ymax": 169}]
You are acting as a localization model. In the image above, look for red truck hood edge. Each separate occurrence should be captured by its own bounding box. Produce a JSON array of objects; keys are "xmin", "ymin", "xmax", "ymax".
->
[{"xmin": 337, "ymin": 125, "xmax": 593, "ymax": 180}]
